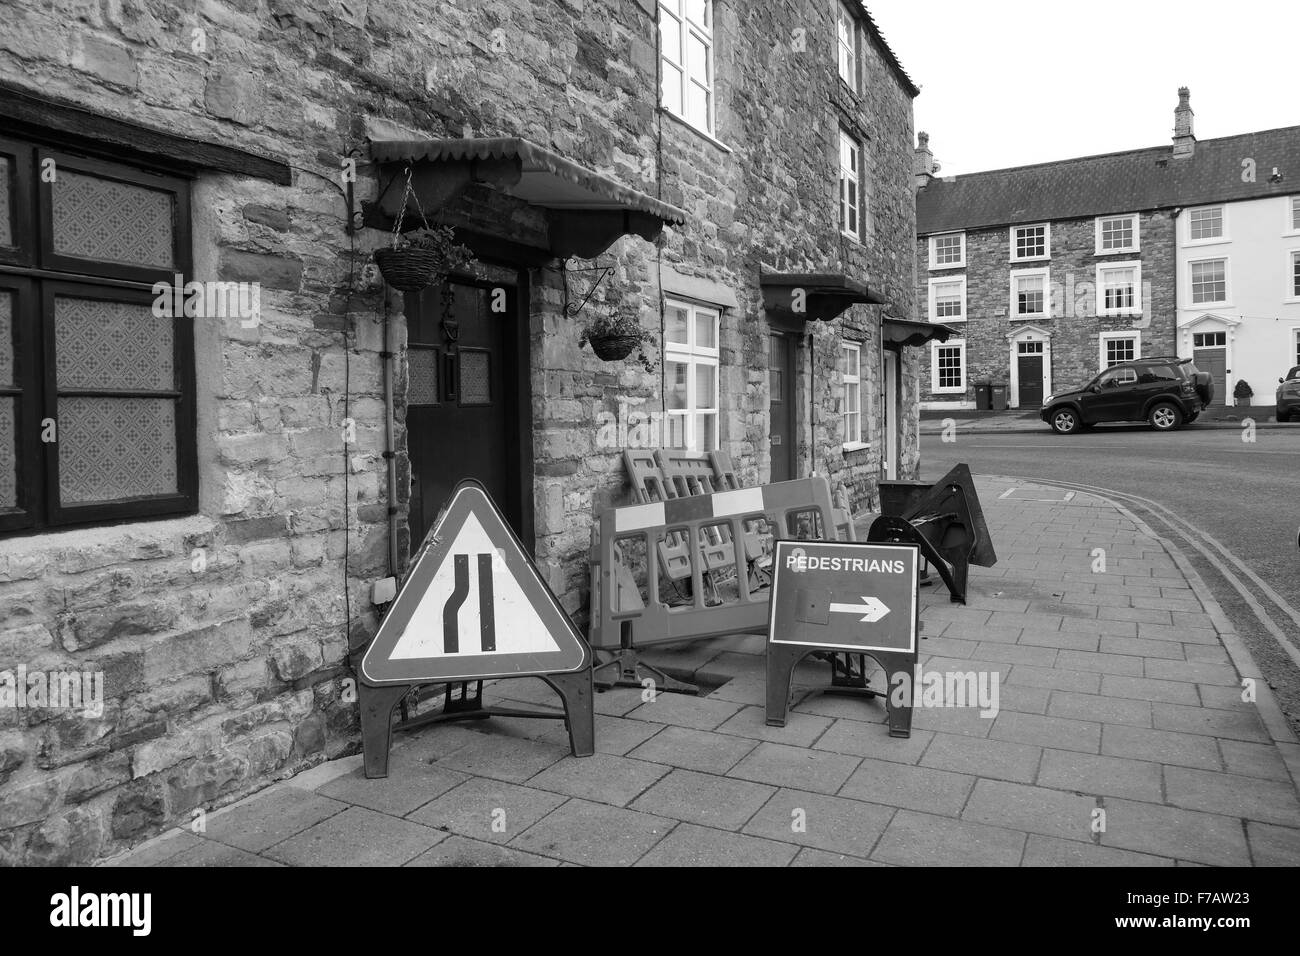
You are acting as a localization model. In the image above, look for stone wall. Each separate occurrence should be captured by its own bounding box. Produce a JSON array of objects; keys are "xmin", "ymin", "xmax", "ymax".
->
[
  {"xmin": 917, "ymin": 211, "xmax": 1178, "ymax": 406},
  {"xmin": 0, "ymin": 0, "xmax": 919, "ymax": 864}
]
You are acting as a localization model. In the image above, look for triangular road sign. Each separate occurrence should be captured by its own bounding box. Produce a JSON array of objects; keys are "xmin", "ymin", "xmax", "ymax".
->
[{"xmin": 361, "ymin": 480, "xmax": 591, "ymax": 684}]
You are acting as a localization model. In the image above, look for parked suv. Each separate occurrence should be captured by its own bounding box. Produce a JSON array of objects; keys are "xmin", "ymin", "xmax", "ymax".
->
[
  {"xmin": 1278, "ymin": 366, "xmax": 1300, "ymax": 422},
  {"xmin": 1041, "ymin": 357, "xmax": 1213, "ymax": 434}
]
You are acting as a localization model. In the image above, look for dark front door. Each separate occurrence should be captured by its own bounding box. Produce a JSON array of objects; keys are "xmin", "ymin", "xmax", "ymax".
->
[
  {"xmin": 1194, "ymin": 348, "xmax": 1227, "ymax": 407},
  {"xmin": 769, "ymin": 332, "xmax": 797, "ymax": 482},
  {"xmin": 1017, "ymin": 355, "xmax": 1044, "ymax": 407},
  {"xmin": 406, "ymin": 278, "xmax": 524, "ymax": 553}
]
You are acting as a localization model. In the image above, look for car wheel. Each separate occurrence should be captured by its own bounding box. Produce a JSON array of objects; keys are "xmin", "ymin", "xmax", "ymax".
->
[
  {"xmin": 1049, "ymin": 407, "xmax": 1081, "ymax": 434},
  {"xmin": 1149, "ymin": 402, "xmax": 1183, "ymax": 431}
]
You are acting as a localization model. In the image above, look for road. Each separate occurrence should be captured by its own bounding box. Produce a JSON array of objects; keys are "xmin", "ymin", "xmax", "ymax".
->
[{"xmin": 920, "ymin": 423, "xmax": 1300, "ymax": 734}]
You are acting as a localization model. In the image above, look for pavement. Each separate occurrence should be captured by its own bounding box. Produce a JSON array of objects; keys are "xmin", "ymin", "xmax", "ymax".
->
[
  {"xmin": 104, "ymin": 478, "xmax": 1300, "ymax": 867},
  {"xmin": 920, "ymin": 406, "xmax": 1290, "ymax": 435}
]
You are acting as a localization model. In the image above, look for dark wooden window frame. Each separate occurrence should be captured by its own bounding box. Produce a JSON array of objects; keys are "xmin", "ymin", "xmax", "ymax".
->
[{"xmin": 0, "ymin": 136, "xmax": 197, "ymax": 538}]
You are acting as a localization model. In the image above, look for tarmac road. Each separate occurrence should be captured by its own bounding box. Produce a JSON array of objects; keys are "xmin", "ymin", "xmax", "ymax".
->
[{"xmin": 920, "ymin": 423, "xmax": 1300, "ymax": 736}]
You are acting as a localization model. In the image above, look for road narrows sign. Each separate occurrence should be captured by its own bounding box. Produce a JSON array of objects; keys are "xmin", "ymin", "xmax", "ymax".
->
[{"xmin": 361, "ymin": 483, "xmax": 590, "ymax": 683}]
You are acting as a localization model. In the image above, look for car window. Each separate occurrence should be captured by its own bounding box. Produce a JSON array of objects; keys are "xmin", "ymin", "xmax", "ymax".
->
[
  {"xmin": 1142, "ymin": 365, "xmax": 1180, "ymax": 383},
  {"xmin": 1099, "ymin": 368, "xmax": 1137, "ymax": 388},
  {"xmin": 1288, "ymin": 366, "xmax": 1300, "ymax": 381}
]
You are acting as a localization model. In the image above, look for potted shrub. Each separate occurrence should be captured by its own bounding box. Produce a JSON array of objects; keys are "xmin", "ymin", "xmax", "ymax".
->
[
  {"xmin": 1233, "ymin": 379, "xmax": 1254, "ymax": 407},
  {"xmin": 374, "ymin": 225, "xmax": 476, "ymax": 292},
  {"xmin": 579, "ymin": 309, "xmax": 657, "ymax": 373}
]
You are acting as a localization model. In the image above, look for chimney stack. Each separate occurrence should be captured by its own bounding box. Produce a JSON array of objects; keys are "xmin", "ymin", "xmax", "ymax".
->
[
  {"xmin": 1173, "ymin": 87, "xmax": 1196, "ymax": 160},
  {"xmin": 914, "ymin": 131, "xmax": 940, "ymax": 189}
]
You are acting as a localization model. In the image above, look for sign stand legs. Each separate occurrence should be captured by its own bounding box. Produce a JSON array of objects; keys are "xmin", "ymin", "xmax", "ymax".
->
[
  {"xmin": 766, "ymin": 648, "xmax": 915, "ymax": 738},
  {"xmin": 542, "ymin": 669, "xmax": 596, "ymax": 757},
  {"xmin": 360, "ymin": 684, "xmax": 407, "ymax": 779}
]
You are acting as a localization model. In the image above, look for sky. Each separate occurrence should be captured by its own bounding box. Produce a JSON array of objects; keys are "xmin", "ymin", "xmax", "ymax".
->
[{"xmin": 867, "ymin": 0, "xmax": 1299, "ymax": 176}]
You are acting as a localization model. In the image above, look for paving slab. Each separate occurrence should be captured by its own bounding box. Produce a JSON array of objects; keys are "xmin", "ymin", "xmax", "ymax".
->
[
  {"xmin": 635, "ymin": 823, "xmax": 798, "ymax": 867},
  {"xmin": 872, "ymin": 810, "xmax": 1025, "ymax": 867},
  {"xmin": 629, "ymin": 769, "xmax": 775, "ymax": 830},
  {"xmin": 507, "ymin": 799, "xmax": 673, "ymax": 867},
  {"xmin": 727, "ymin": 742, "xmax": 859, "ymax": 794},
  {"xmin": 526, "ymin": 753, "xmax": 670, "ymax": 807},
  {"xmin": 839, "ymin": 757, "xmax": 975, "ymax": 817},
  {"xmin": 405, "ymin": 777, "xmax": 566, "ymax": 844},
  {"xmin": 264, "ymin": 806, "xmax": 446, "ymax": 867},
  {"xmin": 204, "ymin": 788, "xmax": 350, "ymax": 854},
  {"xmin": 741, "ymin": 788, "xmax": 894, "ymax": 857},
  {"xmin": 405, "ymin": 835, "xmax": 561, "ymax": 867}
]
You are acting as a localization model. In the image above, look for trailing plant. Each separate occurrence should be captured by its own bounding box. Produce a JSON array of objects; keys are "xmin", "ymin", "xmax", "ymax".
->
[{"xmin": 579, "ymin": 309, "xmax": 657, "ymax": 373}]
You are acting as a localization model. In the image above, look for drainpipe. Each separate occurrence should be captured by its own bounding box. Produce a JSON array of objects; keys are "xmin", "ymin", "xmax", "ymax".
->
[{"xmin": 382, "ymin": 296, "xmax": 399, "ymax": 577}]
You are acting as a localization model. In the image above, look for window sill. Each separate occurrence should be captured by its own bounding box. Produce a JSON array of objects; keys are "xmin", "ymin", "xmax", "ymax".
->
[
  {"xmin": 0, "ymin": 513, "xmax": 216, "ymax": 559},
  {"xmin": 842, "ymin": 441, "xmax": 870, "ymax": 453},
  {"xmin": 1183, "ymin": 238, "xmax": 1230, "ymax": 249},
  {"xmin": 929, "ymin": 263, "xmax": 966, "ymax": 272},
  {"xmin": 1010, "ymin": 256, "xmax": 1051, "ymax": 264},
  {"xmin": 1099, "ymin": 311, "xmax": 1144, "ymax": 319},
  {"xmin": 1095, "ymin": 248, "xmax": 1140, "ymax": 256},
  {"xmin": 659, "ymin": 108, "xmax": 733, "ymax": 154}
]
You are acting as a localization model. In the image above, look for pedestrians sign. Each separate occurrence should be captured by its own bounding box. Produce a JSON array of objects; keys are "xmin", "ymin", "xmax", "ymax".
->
[
  {"xmin": 361, "ymin": 482, "xmax": 590, "ymax": 684},
  {"xmin": 766, "ymin": 540, "xmax": 921, "ymax": 737},
  {"xmin": 357, "ymin": 480, "xmax": 594, "ymax": 778},
  {"xmin": 769, "ymin": 541, "xmax": 919, "ymax": 654}
]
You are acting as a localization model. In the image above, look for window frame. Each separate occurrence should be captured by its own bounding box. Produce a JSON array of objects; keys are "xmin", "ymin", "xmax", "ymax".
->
[
  {"xmin": 929, "ymin": 232, "xmax": 966, "ymax": 270},
  {"xmin": 928, "ymin": 276, "xmax": 967, "ymax": 323},
  {"xmin": 0, "ymin": 138, "xmax": 197, "ymax": 538},
  {"xmin": 663, "ymin": 297, "xmax": 721, "ymax": 453},
  {"xmin": 1188, "ymin": 256, "xmax": 1230, "ymax": 307},
  {"xmin": 931, "ymin": 339, "xmax": 966, "ymax": 395},
  {"xmin": 838, "ymin": 129, "xmax": 861, "ymax": 242},
  {"xmin": 1287, "ymin": 249, "xmax": 1300, "ymax": 303},
  {"xmin": 840, "ymin": 340, "xmax": 865, "ymax": 450},
  {"xmin": 1010, "ymin": 223, "xmax": 1050, "ymax": 262},
  {"xmin": 1010, "ymin": 266, "xmax": 1051, "ymax": 320},
  {"xmin": 1095, "ymin": 214, "xmax": 1140, "ymax": 255},
  {"xmin": 1186, "ymin": 204, "xmax": 1228, "ymax": 246},
  {"xmin": 1098, "ymin": 331, "xmax": 1142, "ymax": 370},
  {"xmin": 659, "ymin": 0, "xmax": 716, "ymax": 138},
  {"xmin": 1286, "ymin": 197, "xmax": 1300, "ymax": 236},
  {"xmin": 1096, "ymin": 261, "xmax": 1143, "ymax": 317},
  {"xmin": 836, "ymin": 2, "xmax": 859, "ymax": 93},
  {"xmin": 1192, "ymin": 330, "xmax": 1227, "ymax": 349}
]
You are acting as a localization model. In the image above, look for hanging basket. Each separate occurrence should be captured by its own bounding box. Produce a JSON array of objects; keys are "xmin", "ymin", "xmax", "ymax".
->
[
  {"xmin": 588, "ymin": 333, "xmax": 641, "ymax": 361},
  {"xmin": 374, "ymin": 248, "xmax": 444, "ymax": 292}
]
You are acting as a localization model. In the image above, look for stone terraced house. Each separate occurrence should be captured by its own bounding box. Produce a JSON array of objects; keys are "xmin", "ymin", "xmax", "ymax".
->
[
  {"xmin": 915, "ymin": 89, "xmax": 1300, "ymax": 411},
  {"xmin": 0, "ymin": 1, "xmax": 939, "ymax": 863}
]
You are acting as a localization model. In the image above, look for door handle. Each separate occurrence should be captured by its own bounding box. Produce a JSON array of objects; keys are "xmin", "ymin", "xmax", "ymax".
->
[{"xmin": 444, "ymin": 350, "xmax": 456, "ymax": 402}]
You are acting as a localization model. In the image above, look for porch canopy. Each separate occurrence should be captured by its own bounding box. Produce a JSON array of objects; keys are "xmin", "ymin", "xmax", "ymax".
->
[
  {"xmin": 882, "ymin": 316, "xmax": 959, "ymax": 348},
  {"xmin": 368, "ymin": 137, "xmax": 687, "ymax": 259},
  {"xmin": 761, "ymin": 272, "xmax": 887, "ymax": 324}
]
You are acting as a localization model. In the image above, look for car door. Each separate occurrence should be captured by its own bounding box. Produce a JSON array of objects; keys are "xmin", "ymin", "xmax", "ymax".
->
[{"xmin": 1086, "ymin": 367, "xmax": 1138, "ymax": 422}]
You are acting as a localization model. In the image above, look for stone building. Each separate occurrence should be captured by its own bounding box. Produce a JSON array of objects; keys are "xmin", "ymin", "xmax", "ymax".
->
[
  {"xmin": 915, "ymin": 90, "xmax": 1300, "ymax": 412},
  {"xmin": 0, "ymin": 0, "xmax": 932, "ymax": 864}
]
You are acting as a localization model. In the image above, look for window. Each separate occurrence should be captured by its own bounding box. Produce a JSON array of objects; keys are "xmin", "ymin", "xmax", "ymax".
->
[
  {"xmin": 1193, "ymin": 331, "xmax": 1226, "ymax": 349},
  {"xmin": 928, "ymin": 277, "xmax": 966, "ymax": 322},
  {"xmin": 663, "ymin": 298, "xmax": 720, "ymax": 451},
  {"xmin": 1188, "ymin": 205, "xmax": 1224, "ymax": 242},
  {"xmin": 1190, "ymin": 259, "xmax": 1228, "ymax": 305},
  {"xmin": 929, "ymin": 233, "xmax": 965, "ymax": 270},
  {"xmin": 1098, "ymin": 367, "xmax": 1138, "ymax": 389},
  {"xmin": 1096, "ymin": 214, "xmax": 1139, "ymax": 254},
  {"xmin": 1099, "ymin": 332, "xmax": 1141, "ymax": 369},
  {"xmin": 1011, "ymin": 268, "xmax": 1050, "ymax": 318},
  {"xmin": 1011, "ymin": 224, "xmax": 1049, "ymax": 261},
  {"xmin": 840, "ymin": 342, "xmax": 864, "ymax": 447},
  {"xmin": 839, "ymin": 130, "xmax": 860, "ymax": 240},
  {"xmin": 0, "ymin": 138, "xmax": 195, "ymax": 537},
  {"xmin": 1294, "ymin": 329, "xmax": 1300, "ymax": 366},
  {"xmin": 660, "ymin": 0, "xmax": 714, "ymax": 135},
  {"xmin": 1290, "ymin": 250, "xmax": 1300, "ymax": 299},
  {"xmin": 1289, "ymin": 197, "xmax": 1300, "ymax": 234},
  {"xmin": 836, "ymin": 3, "xmax": 858, "ymax": 92},
  {"xmin": 1097, "ymin": 262, "xmax": 1142, "ymax": 316},
  {"xmin": 931, "ymin": 340, "xmax": 966, "ymax": 394}
]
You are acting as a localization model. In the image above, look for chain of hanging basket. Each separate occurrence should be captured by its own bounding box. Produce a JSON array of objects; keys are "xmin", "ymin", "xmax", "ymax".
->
[{"xmin": 373, "ymin": 166, "xmax": 446, "ymax": 292}]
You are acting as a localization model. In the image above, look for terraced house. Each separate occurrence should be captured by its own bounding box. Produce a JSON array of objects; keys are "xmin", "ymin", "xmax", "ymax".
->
[
  {"xmin": 0, "ymin": 0, "xmax": 935, "ymax": 863},
  {"xmin": 915, "ymin": 89, "xmax": 1300, "ymax": 411}
]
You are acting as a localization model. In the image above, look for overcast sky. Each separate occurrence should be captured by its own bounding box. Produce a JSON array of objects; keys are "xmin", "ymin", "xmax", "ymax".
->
[{"xmin": 868, "ymin": 0, "xmax": 1299, "ymax": 176}]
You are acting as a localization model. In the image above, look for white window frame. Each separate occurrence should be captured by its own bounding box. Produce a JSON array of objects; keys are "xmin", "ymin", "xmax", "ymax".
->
[
  {"xmin": 1285, "ymin": 196, "xmax": 1300, "ymax": 236},
  {"xmin": 836, "ymin": 2, "xmax": 858, "ymax": 93},
  {"xmin": 1188, "ymin": 257, "xmax": 1230, "ymax": 307},
  {"xmin": 1293, "ymin": 328, "xmax": 1300, "ymax": 368},
  {"xmin": 1096, "ymin": 261, "xmax": 1143, "ymax": 317},
  {"xmin": 1098, "ymin": 331, "xmax": 1142, "ymax": 370},
  {"xmin": 929, "ymin": 232, "xmax": 966, "ymax": 270},
  {"xmin": 1186, "ymin": 204, "xmax": 1228, "ymax": 246},
  {"xmin": 839, "ymin": 129, "xmax": 861, "ymax": 241},
  {"xmin": 840, "ymin": 341, "xmax": 866, "ymax": 450},
  {"xmin": 1095, "ymin": 214, "xmax": 1140, "ymax": 255},
  {"xmin": 928, "ymin": 276, "xmax": 967, "ymax": 323},
  {"xmin": 663, "ymin": 297, "xmax": 721, "ymax": 452},
  {"xmin": 659, "ymin": 0, "xmax": 715, "ymax": 137},
  {"xmin": 931, "ymin": 339, "xmax": 966, "ymax": 395},
  {"xmin": 1010, "ymin": 266, "xmax": 1051, "ymax": 320},
  {"xmin": 1010, "ymin": 223, "xmax": 1050, "ymax": 262},
  {"xmin": 1288, "ymin": 250, "xmax": 1300, "ymax": 303}
]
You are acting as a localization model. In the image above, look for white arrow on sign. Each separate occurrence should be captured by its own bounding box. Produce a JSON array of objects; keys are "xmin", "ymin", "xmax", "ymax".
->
[{"xmin": 829, "ymin": 596, "xmax": 891, "ymax": 624}]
